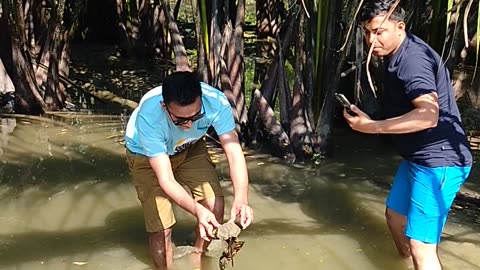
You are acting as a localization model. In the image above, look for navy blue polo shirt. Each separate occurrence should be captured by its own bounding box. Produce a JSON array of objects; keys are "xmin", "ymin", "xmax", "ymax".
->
[{"xmin": 382, "ymin": 34, "xmax": 472, "ymax": 167}]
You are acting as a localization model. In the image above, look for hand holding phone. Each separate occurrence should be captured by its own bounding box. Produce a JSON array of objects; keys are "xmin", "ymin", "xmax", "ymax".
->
[{"xmin": 334, "ymin": 93, "xmax": 357, "ymax": 116}]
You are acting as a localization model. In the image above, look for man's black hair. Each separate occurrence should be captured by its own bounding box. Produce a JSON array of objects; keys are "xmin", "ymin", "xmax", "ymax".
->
[
  {"xmin": 162, "ymin": 71, "xmax": 202, "ymax": 106},
  {"xmin": 359, "ymin": 0, "xmax": 406, "ymax": 23}
]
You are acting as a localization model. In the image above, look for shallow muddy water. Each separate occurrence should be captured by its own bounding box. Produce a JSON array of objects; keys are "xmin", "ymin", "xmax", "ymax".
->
[{"xmin": 0, "ymin": 113, "xmax": 479, "ymax": 270}]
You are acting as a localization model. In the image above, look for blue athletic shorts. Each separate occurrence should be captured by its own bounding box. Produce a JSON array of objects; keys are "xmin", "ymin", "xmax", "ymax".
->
[{"xmin": 385, "ymin": 160, "xmax": 471, "ymax": 244}]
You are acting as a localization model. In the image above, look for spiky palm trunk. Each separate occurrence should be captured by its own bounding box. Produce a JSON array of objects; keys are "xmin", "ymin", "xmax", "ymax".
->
[{"xmin": 1, "ymin": 0, "xmax": 46, "ymax": 114}]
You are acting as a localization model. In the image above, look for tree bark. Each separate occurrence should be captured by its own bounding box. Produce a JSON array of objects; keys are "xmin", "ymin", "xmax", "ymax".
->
[
  {"xmin": 44, "ymin": 0, "xmax": 66, "ymax": 110},
  {"xmin": 3, "ymin": 0, "xmax": 46, "ymax": 114},
  {"xmin": 251, "ymin": 10, "xmax": 296, "ymax": 110},
  {"xmin": 209, "ymin": 0, "xmax": 221, "ymax": 84},
  {"xmin": 254, "ymin": 0, "xmax": 283, "ymax": 85},
  {"xmin": 173, "ymin": 0, "xmax": 182, "ymax": 20},
  {"xmin": 315, "ymin": 0, "xmax": 349, "ymax": 157},
  {"xmin": 290, "ymin": 8, "xmax": 311, "ymax": 161},
  {"xmin": 115, "ymin": 0, "xmax": 132, "ymax": 54},
  {"xmin": 246, "ymin": 11, "xmax": 297, "ymax": 145},
  {"xmin": 277, "ymin": 40, "xmax": 291, "ymax": 135},
  {"xmin": 195, "ymin": 0, "xmax": 208, "ymax": 81},
  {"xmin": 253, "ymin": 89, "xmax": 292, "ymax": 157},
  {"xmin": 229, "ymin": 0, "xmax": 247, "ymax": 131},
  {"xmin": 162, "ymin": 2, "xmax": 191, "ymax": 71}
]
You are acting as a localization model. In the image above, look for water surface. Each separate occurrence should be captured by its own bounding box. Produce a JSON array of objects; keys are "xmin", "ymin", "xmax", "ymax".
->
[{"xmin": 0, "ymin": 113, "xmax": 479, "ymax": 270}]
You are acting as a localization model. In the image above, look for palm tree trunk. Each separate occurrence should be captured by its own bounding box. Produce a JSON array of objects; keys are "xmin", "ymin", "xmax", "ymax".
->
[
  {"xmin": 2, "ymin": 0, "xmax": 46, "ymax": 114},
  {"xmin": 162, "ymin": 1, "xmax": 191, "ymax": 71},
  {"xmin": 44, "ymin": 0, "xmax": 67, "ymax": 110},
  {"xmin": 229, "ymin": 0, "xmax": 248, "ymax": 129},
  {"xmin": 315, "ymin": 0, "xmax": 350, "ymax": 156},
  {"xmin": 254, "ymin": 0, "xmax": 283, "ymax": 85},
  {"xmin": 196, "ymin": 0, "xmax": 209, "ymax": 81},
  {"xmin": 290, "ymin": 8, "xmax": 311, "ymax": 161},
  {"xmin": 253, "ymin": 89, "xmax": 292, "ymax": 156},
  {"xmin": 277, "ymin": 39, "xmax": 291, "ymax": 136}
]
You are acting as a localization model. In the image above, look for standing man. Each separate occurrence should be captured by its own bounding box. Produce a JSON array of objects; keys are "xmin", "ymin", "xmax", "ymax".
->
[
  {"xmin": 343, "ymin": 1, "xmax": 472, "ymax": 269},
  {"xmin": 125, "ymin": 71, "xmax": 253, "ymax": 269}
]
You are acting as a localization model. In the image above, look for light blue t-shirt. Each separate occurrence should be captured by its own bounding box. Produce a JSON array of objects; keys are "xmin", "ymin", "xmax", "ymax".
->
[{"xmin": 125, "ymin": 82, "xmax": 235, "ymax": 157}]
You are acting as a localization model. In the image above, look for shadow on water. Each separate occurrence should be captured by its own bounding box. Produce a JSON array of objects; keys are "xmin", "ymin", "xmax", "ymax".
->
[
  {"xmin": 0, "ymin": 114, "xmax": 226, "ymax": 269},
  {"xmin": 0, "ymin": 115, "xmax": 479, "ymax": 269},
  {"xmin": 0, "ymin": 114, "xmax": 151, "ymax": 267},
  {"xmin": 216, "ymin": 130, "xmax": 480, "ymax": 269},
  {"xmin": 0, "ymin": 204, "xmax": 208, "ymax": 268},
  {"xmin": 223, "ymin": 135, "xmax": 404, "ymax": 270},
  {"xmin": 0, "ymin": 206, "xmax": 146, "ymax": 265}
]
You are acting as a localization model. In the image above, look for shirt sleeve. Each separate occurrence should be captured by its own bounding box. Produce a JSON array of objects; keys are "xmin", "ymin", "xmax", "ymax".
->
[
  {"xmin": 136, "ymin": 108, "xmax": 168, "ymax": 157},
  {"xmin": 211, "ymin": 95, "xmax": 236, "ymax": 135},
  {"xmin": 397, "ymin": 54, "xmax": 437, "ymax": 101}
]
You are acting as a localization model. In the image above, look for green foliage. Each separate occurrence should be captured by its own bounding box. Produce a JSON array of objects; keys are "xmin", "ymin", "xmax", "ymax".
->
[
  {"xmin": 200, "ymin": 0, "xmax": 209, "ymax": 56},
  {"xmin": 245, "ymin": 0, "xmax": 256, "ymax": 25},
  {"xmin": 314, "ymin": 0, "xmax": 329, "ymax": 77},
  {"xmin": 446, "ymin": 0, "xmax": 454, "ymax": 34},
  {"xmin": 284, "ymin": 58, "xmax": 295, "ymax": 90},
  {"xmin": 186, "ymin": 48, "xmax": 198, "ymax": 69},
  {"xmin": 244, "ymin": 57, "xmax": 255, "ymax": 106}
]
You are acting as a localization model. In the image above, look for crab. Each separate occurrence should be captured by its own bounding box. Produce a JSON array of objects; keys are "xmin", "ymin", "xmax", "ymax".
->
[{"xmin": 214, "ymin": 223, "xmax": 245, "ymax": 270}]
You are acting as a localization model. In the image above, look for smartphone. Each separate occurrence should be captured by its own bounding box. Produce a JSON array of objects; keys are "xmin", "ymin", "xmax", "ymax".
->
[{"xmin": 334, "ymin": 93, "xmax": 357, "ymax": 116}]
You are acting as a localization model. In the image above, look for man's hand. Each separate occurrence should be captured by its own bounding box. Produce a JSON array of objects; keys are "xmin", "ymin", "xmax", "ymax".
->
[
  {"xmin": 343, "ymin": 105, "xmax": 377, "ymax": 134},
  {"xmin": 195, "ymin": 203, "xmax": 221, "ymax": 241},
  {"xmin": 228, "ymin": 200, "xmax": 253, "ymax": 229}
]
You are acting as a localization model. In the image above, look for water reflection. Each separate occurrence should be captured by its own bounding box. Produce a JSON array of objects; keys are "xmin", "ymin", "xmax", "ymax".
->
[
  {"xmin": 0, "ymin": 114, "xmax": 479, "ymax": 270},
  {"xmin": 0, "ymin": 118, "xmax": 15, "ymax": 156}
]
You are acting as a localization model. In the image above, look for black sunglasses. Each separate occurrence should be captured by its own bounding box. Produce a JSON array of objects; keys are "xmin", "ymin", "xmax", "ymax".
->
[{"xmin": 166, "ymin": 103, "xmax": 205, "ymax": 126}]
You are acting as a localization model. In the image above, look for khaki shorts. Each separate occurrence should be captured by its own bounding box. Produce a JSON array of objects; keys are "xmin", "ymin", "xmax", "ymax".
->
[{"xmin": 126, "ymin": 139, "xmax": 223, "ymax": 232}]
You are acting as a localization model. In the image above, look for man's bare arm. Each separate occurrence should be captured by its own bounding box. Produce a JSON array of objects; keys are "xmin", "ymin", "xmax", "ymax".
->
[
  {"xmin": 149, "ymin": 154, "xmax": 199, "ymax": 215},
  {"xmin": 219, "ymin": 130, "xmax": 249, "ymax": 203},
  {"xmin": 149, "ymin": 154, "xmax": 220, "ymax": 238},
  {"xmin": 345, "ymin": 92, "xmax": 439, "ymax": 134},
  {"xmin": 219, "ymin": 130, "xmax": 253, "ymax": 228}
]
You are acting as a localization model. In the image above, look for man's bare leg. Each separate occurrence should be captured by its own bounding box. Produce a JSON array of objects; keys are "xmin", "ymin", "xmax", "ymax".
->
[
  {"xmin": 149, "ymin": 228, "xmax": 173, "ymax": 269},
  {"xmin": 191, "ymin": 196, "xmax": 225, "ymax": 269},
  {"xmin": 410, "ymin": 239, "xmax": 442, "ymax": 270},
  {"xmin": 385, "ymin": 207, "xmax": 412, "ymax": 266}
]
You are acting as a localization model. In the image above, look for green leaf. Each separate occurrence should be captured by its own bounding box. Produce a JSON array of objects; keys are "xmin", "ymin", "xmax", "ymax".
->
[
  {"xmin": 446, "ymin": 0, "xmax": 454, "ymax": 33},
  {"xmin": 200, "ymin": 0, "xmax": 209, "ymax": 57}
]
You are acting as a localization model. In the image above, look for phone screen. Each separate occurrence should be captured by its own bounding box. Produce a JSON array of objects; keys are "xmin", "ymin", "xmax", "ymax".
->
[
  {"xmin": 334, "ymin": 93, "xmax": 357, "ymax": 116},
  {"xmin": 335, "ymin": 93, "xmax": 351, "ymax": 108}
]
